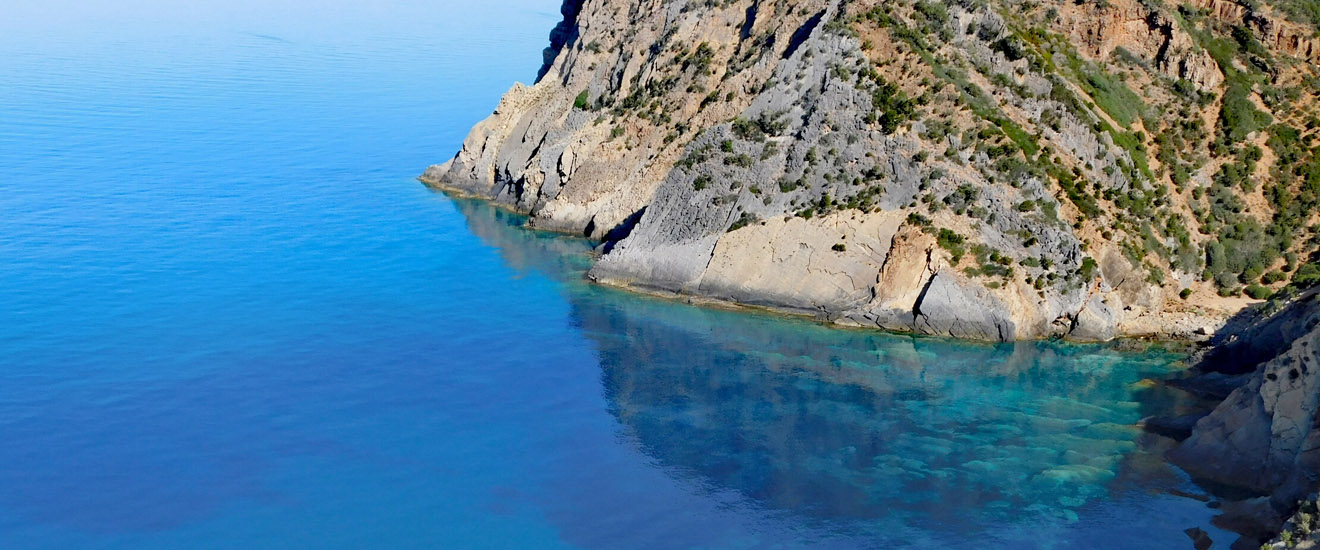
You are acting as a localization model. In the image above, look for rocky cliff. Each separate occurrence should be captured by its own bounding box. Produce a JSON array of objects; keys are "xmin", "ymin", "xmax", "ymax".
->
[
  {"xmin": 424, "ymin": 0, "xmax": 1320, "ymax": 341},
  {"xmin": 1167, "ymin": 288, "xmax": 1320, "ymax": 545}
]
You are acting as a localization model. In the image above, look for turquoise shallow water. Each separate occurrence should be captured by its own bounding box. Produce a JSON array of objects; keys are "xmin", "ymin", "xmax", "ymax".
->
[{"xmin": 1, "ymin": 1, "xmax": 1230, "ymax": 548}]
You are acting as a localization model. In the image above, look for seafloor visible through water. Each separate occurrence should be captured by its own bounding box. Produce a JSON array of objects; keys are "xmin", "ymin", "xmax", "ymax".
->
[{"xmin": 0, "ymin": 0, "xmax": 1235, "ymax": 547}]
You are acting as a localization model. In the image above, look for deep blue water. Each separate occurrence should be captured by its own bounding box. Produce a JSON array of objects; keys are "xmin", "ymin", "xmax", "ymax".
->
[{"xmin": 0, "ymin": 1, "xmax": 1232, "ymax": 548}]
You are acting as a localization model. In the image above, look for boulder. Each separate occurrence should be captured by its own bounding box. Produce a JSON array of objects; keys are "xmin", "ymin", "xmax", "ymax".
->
[{"xmin": 1070, "ymin": 294, "xmax": 1118, "ymax": 342}]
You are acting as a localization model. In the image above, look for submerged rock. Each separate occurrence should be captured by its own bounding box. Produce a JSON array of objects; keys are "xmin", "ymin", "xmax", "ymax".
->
[
  {"xmin": 1184, "ymin": 527, "xmax": 1213, "ymax": 550},
  {"xmin": 1140, "ymin": 413, "xmax": 1208, "ymax": 441}
]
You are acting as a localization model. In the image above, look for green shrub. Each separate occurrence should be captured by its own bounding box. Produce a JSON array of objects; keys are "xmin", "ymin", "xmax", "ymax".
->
[
  {"xmin": 1203, "ymin": 214, "xmax": 1285, "ymax": 291},
  {"xmin": 1080, "ymin": 65, "xmax": 1146, "ymax": 128},
  {"xmin": 832, "ymin": 243, "xmax": 847, "ymax": 252},
  {"xmin": 676, "ymin": 144, "xmax": 713, "ymax": 169},
  {"xmin": 574, "ymin": 90, "xmax": 590, "ymax": 110},
  {"xmin": 700, "ymin": 91, "xmax": 719, "ymax": 110},
  {"xmin": 683, "ymin": 42, "xmax": 715, "ymax": 74},
  {"xmin": 731, "ymin": 111, "xmax": 788, "ymax": 142},
  {"xmin": 1295, "ymin": 263, "xmax": 1320, "ymax": 288},
  {"xmin": 1190, "ymin": 24, "xmax": 1272, "ymax": 145},
  {"xmin": 728, "ymin": 212, "xmax": 758, "ymax": 232},
  {"xmin": 964, "ymin": 244, "xmax": 1014, "ymax": 279},
  {"xmin": 936, "ymin": 229, "xmax": 966, "ymax": 262},
  {"xmin": 907, "ymin": 212, "xmax": 933, "ymax": 227},
  {"xmin": 1219, "ymin": 80, "xmax": 1272, "ymax": 144},
  {"xmin": 724, "ymin": 154, "xmax": 753, "ymax": 168},
  {"xmin": 870, "ymin": 78, "xmax": 915, "ymax": 133},
  {"xmin": 1244, "ymin": 284, "xmax": 1272, "ymax": 300},
  {"xmin": 937, "ymin": 228, "xmax": 964, "ymax": 246},
  {"xmin": 1079, "ymin": 257, "xmax": 1099, "ymax": 281},
  {"xmin": 914, "ymin": 1, "xmax": 949, "ymax": 26},
  {"xmin": 943, "ymin": 185, "xmax": 979, "ymax": 214}
]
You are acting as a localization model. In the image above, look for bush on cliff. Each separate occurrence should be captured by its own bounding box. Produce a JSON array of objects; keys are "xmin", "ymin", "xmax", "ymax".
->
[
  {"xmin": 1295, "ymin": 263, "xmax": 1320, "ymax": 289},
  {"xmin": 1244, "ymin": 284, "xmax": 1273, "ymax": 300},
  {"xmin": 936, "ymin": 229, "xmax": 965, "ymax": 263}
]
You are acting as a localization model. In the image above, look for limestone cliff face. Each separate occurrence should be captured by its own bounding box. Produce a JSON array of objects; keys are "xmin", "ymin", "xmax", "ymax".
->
[{"xmin": 425, "ymin": 0, "xmax": 1320, "ymax": 341}]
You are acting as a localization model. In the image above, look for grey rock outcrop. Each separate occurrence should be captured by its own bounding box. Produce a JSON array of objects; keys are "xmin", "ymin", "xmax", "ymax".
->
[
  {"xmin": 1070, "ymin": 294, "xmax": 1120, "ymax": 342},
  {"xmin": 1169, "ymin": 293, "xmax": 1320, "ymax": 544},
  {"xmin": 1172, "ymin": 312, "xmax": 1320, "ymax": 500},
  {"xmin": 911, "ymin": 269, "xmax": 1018, "ymax": 341}
]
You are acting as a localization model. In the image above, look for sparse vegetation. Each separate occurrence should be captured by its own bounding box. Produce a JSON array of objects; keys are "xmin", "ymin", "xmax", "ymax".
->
[
  {"xmin": 936, "ymin": 228, "xmax": 966, "ymax": 263},
  {"xmin": 728, "ymin": 211, "xmax": 758, "ymax": 232},
  {"xmin": 458, "ymin": 0, "xmax": 1320, "ymax": 323}
]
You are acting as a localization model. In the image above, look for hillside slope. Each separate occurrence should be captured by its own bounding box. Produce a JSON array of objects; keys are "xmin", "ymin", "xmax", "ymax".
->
[{"xmin": 424, "ymin": 0, "xmax": 1320, "ymax": 341}]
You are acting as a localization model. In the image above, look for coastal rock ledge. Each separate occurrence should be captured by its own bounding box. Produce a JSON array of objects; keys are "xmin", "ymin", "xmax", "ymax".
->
[{"xmin": 424, "ymin": 0, "xmax": 1320, "ymax": 341}]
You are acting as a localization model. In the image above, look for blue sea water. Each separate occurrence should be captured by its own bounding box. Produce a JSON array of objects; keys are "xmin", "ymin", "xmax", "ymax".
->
[{"xmin": 0, "ymin": 1, "xmax": 1233, "ymax": 548}]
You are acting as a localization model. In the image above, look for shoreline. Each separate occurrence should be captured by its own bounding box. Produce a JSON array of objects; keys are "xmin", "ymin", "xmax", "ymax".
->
[
  {"xmin": 423, "ymin": 176, "xmax": 1232, "ymax": 348},
  {"xmin": 426, "ymin": 172, "xmax": 1320, "ymax": 547}
]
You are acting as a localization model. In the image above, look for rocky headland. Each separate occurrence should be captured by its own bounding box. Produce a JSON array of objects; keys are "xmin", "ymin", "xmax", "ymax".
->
[
  {"xmin": 425, "ymin": 0, "xmax": 1320, "ymax": 545},
  {"xmin": 424, "ymin": 0, "xmax": 1320, "ymax": 343}
]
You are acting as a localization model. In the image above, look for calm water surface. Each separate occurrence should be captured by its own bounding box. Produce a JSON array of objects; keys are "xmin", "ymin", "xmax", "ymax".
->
[{"xmin": 1, "ymin": 1, "xmax": 1230, "ymax": 548}]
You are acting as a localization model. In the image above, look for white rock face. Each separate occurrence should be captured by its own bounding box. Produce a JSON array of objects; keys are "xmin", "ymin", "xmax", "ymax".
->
[{"xmin": 697, "ymin": 212, "xmax": 902, "ymax": 312}]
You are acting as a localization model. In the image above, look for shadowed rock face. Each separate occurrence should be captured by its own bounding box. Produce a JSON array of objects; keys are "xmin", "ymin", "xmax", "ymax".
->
[
  {"xmin": 1169, "ymin": 293, "xmax": 1320, "ymax": 544},
  {"xmin": 1198, "ymin": 292, "xmax": 1320, "ymax": 375},
  {"xmin": 1172, "ymin": 323, "xmax": 1320, "ymax": 496},
  {"xmin": 539, "ymin": 0, "xmax": 585, "ymax": 82},
  {"xmin": 424, "ymin": 0, "xmax": 1320, "ymax": 341}
]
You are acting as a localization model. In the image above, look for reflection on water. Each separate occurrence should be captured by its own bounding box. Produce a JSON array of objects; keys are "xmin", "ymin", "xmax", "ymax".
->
[
  {"xmin": 449, "ymin": 196, "xmax": 1222, "ymax": 548},
  {"xmin": 0, "ymin": 0, "xmax": 1231, "ymax": 543}
]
